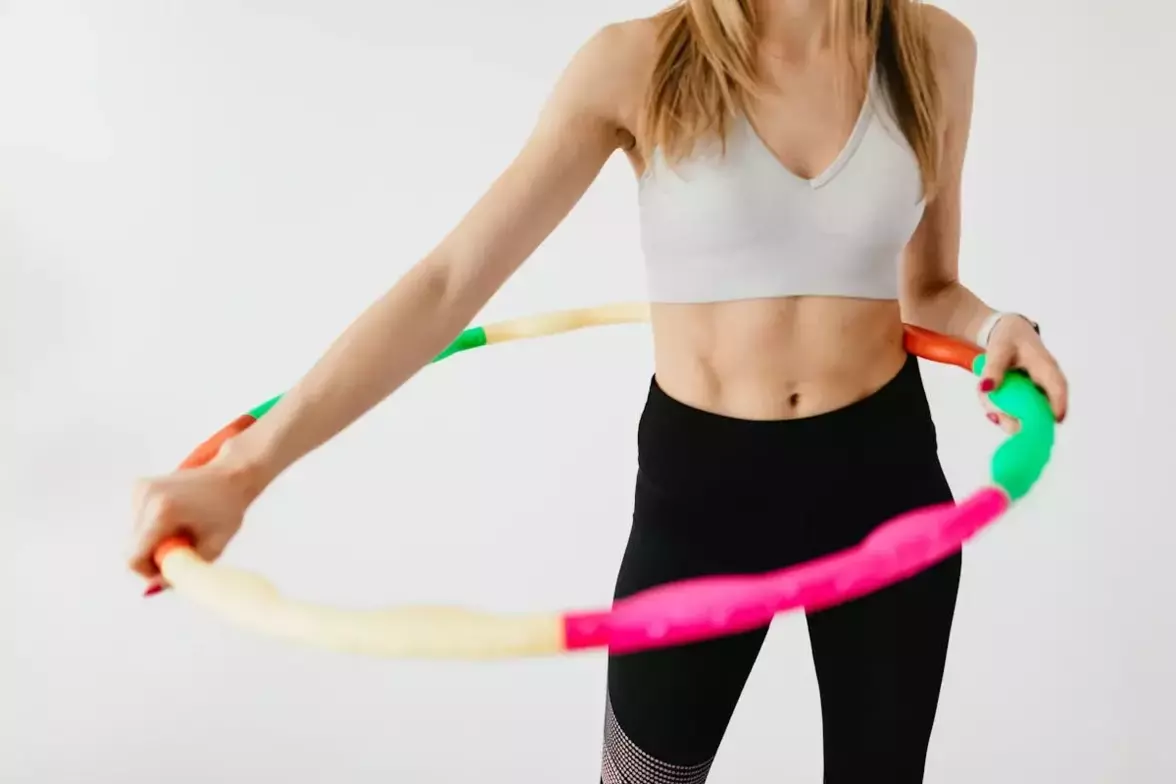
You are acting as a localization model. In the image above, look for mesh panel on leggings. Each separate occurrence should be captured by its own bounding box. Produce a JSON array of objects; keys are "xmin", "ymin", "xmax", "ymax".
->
[{"xmin": 601, "ymin": 695, "xmax": 714, "ymax": 784}]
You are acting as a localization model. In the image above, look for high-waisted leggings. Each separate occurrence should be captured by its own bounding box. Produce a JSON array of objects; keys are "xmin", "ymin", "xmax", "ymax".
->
[{"xmin": 600, "ymin": 354, "xmax": 960, "ymax": 783}]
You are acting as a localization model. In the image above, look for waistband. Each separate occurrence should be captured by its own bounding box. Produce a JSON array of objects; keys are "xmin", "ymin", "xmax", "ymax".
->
[{"xmin": 637, "ymin": 353, "xmax": 938, "ymax": 486}]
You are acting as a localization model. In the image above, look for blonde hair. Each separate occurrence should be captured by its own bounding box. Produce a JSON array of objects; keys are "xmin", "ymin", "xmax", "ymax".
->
[{"xmin": 638, "ymin": 0, "xmax": 942, "ymax": 198}]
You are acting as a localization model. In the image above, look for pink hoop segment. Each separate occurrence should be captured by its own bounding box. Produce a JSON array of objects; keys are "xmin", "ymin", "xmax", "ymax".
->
[{"xmin": 563, "ymin": 487, "xmax": 1008, "ymax": 653}]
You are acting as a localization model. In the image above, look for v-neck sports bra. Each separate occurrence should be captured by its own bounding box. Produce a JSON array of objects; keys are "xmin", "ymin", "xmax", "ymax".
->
[{"xmin": 637, "ymin": 69, "xmax": 926, "ymax": 304}]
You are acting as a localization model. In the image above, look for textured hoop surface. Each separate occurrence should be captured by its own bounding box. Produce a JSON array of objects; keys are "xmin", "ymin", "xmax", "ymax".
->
[{"xmin": 154, "ymin": 305, "xmax": 1054, "ymax": 659}]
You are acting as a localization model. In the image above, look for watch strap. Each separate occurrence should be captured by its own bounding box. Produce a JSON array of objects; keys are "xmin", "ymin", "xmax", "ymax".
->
[{"xmin": 976, "ymin": 311, "xmax": 1039, "ymax": 348}]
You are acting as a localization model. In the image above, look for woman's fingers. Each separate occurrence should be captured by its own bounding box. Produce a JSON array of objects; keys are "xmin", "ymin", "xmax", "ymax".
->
[
  {"xmin": 978, "ymin": 340, "xmax": 1014, "ymax": 394},
  {"xmin": 129, "ymin": 479, "xmax": 170, "ymax": 579},
  {"xmin": 979, "ymin": 390, "xmax": 1020, "ymax": 434},
  {"xmin": 1020, "ymin": 347, "xmax": 1069, "ymax": 422}
]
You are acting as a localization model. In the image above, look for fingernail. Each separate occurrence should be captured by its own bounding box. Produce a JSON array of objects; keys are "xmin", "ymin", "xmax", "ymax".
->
[
  {"xmin": 979, "ymin": 378, "xmax": 996, "ymax": 393},
  {"xmin": 987, "ymin": 413, "xmax": 1000, "ymax": 424},
  {"xmin": 143, "ymin": 582, "xmax": 164, "ymax": 598}
]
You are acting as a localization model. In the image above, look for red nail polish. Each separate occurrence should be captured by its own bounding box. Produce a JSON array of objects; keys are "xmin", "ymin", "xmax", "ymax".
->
[
  {"xmin": 979, "ymin": 378, "xmax": 996, "ymax": 393},
  {"xmin": 987, "ymin": 413, "xmax": 1000, "ymax": 424},
  {"xmin": 143, "ymin": 583, "xmax": 163, "ymax": 598}
]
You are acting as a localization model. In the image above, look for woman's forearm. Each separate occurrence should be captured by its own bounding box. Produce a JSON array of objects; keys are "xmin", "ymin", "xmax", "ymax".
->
[
  {"xmin": 902, "ymin": 280, "xmax": 995, "ymax": 345},
  {"xmin": 221, "ymin": 255, "xmax": 478, "ymax": 493}
]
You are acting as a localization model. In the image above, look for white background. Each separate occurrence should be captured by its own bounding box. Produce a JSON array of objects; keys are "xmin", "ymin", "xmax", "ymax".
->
[{"xmin": 1, "ymin": 1, "xmax": 1172, "ymax": 781}]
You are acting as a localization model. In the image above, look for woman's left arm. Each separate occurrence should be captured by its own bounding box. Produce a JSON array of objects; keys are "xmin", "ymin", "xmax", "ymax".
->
[{"xmin": 899, "ymin": 7, "xmax": 1068, "ymax": 427}]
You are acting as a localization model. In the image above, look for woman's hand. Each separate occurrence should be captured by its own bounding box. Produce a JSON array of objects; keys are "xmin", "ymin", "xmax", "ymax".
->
[
  {"xmin": 128, "ymin": 446, "xmax": 265, "ymax": 594},
  {"xmin": 976, "ymin": 315, "xmax": 1068, "ymax": 433}
]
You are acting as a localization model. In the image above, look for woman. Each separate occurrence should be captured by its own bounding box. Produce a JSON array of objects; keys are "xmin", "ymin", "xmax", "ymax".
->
[{"xmin": 129, "ymin": 1, "xmax": 1068, "ymax": 780}]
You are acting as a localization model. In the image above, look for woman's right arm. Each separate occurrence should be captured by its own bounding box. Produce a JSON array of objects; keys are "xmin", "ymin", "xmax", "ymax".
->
[{"xmin": 129, "ymin": 23, "xmax": 646, "ymax": 579}]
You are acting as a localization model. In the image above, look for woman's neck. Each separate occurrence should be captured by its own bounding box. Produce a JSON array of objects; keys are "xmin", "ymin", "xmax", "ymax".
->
[{"xmin": 757, "ymin": 0, "xmax": 833, "ymax": 63}]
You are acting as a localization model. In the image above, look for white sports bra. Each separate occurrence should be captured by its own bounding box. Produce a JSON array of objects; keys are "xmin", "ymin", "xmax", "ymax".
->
[{"xmin": 638, "ymin": 69, "xmax": 926, "ymax": 304}]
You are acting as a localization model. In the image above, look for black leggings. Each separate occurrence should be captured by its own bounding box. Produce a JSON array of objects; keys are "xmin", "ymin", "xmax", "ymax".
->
[{"xmin": 600, "ymin": 354, "xmax": 960, "ymax": 783}]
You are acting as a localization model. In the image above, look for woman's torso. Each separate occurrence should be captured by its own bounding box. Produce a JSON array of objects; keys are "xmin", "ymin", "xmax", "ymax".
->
[{"xmin": 613, "ymin": 19, "xmax": 928, "ymax": 421}]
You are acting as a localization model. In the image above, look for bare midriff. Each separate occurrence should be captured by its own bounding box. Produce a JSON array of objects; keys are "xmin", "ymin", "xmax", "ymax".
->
[{"xmin": 649, "ymin": 296, "xmax": 908, "ymax": 420}]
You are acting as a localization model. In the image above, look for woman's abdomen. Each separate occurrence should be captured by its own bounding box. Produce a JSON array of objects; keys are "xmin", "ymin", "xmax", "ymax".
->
[{"xmin": 649, "ymin": 295, "xmax": 908, "ymax": 421}]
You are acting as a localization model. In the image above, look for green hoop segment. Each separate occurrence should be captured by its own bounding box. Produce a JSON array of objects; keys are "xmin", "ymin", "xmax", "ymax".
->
[
  {"xmin": 971, "ymin": 354, "xmax": 1055, "ymax": 501},
  {"xmin": 244, "ymin": 326, "xmax": 489, "ymax": 421}
]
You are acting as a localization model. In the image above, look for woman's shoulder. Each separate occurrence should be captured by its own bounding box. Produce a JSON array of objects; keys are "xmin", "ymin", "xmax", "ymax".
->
[
  {"xmin": 577, "ymin": 16, "xmax": 662, "ymax": 91},
  {"xmin": 920, "ymin": 5, "xmax": 978, "ymax": 82},
  {"xmin": 564, "ymin": 16, "xmax": 663, "ymax": 134},
  {"xmin": 590, "ymin": 15, "xmax": 663, "ymax": 64}
]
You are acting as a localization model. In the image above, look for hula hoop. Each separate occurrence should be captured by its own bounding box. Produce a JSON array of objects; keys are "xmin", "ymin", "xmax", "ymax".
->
[{"xmin": 153, "ymin": 303, "xmax": 1055, "ymax": 659}]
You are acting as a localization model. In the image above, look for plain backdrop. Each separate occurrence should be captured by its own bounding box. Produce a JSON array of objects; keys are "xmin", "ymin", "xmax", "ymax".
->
[{"xmin": 1, "ymin": 1, "xmax": 1172, "ymax": 782}]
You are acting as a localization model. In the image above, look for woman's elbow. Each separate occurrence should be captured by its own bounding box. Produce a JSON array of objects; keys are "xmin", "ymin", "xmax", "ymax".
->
[{"xmin": 900, "ymin": 277, "xmax": 962, "ymax": 325}]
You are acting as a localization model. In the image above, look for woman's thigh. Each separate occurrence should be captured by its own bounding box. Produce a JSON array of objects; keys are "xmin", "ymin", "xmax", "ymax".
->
[
  {"xmin": 601, "ymin": 495, "xmax": 769, "ymax": 784},
  {"xmin": 804, "ymin": 456, "xmax": 961, "ymax": 782}
]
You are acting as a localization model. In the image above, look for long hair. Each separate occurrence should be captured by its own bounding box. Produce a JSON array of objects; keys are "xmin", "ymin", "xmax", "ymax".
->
[{"xmin": 638, "ymin": 0, "xmax": 942, "ymax": 198}]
